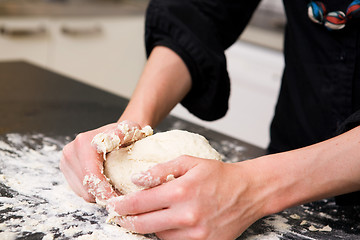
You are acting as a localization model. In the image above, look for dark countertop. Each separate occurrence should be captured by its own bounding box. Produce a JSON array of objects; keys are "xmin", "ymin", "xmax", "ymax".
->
[
  {"xmin": 0, "ymin": 61, "xmax": 359, "ymax": 239},
  {"xmin": 0, "ymin": 61, "xmax": 265, "ymax": 158}
]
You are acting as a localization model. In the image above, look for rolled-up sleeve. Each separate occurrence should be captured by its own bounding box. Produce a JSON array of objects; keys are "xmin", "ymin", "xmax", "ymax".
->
[{"xmin": 145, "ymin": 0, "xmax": 260, "ymax": 121}]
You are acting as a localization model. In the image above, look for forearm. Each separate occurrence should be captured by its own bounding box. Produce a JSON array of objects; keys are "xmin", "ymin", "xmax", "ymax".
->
[
  {"xmin": 259, "ymin": 126, "xmax": 360, "ymax": 215},
  {"xmin": 119, "ymin": 46, "xmax": 191, "ymax": 128}
]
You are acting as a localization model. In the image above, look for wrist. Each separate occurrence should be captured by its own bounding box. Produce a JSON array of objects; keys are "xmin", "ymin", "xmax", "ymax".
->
[
  {"xmin": 257, "ymin": 152, "xmax": 302, "ymax": 215},
  {"xmin": 231, "ymin": 160, "xmax": 281, "ymax": 219},
  {"xmin": 237, "ymin": 152, "xmax": 313, "ymax": 217},
  {"xmin": 118, "ymin": 105, "xmax": 156, "ymax": 128}
]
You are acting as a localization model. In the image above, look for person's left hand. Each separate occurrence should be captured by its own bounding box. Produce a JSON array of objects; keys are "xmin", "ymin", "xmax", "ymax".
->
[
  {"xmin": 60, "ymin": 120, "xmax": 148, "ymax": 203},
  {"xmin": 106, "ymin": 155, "xmax": 269, "ymax": 240}
]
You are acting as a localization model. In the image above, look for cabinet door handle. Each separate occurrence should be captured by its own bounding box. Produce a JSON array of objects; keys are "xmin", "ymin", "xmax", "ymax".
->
[
  {"xmin": 61, "ymin": 24, "xmax": 102, "ymax": 36},
  {"xmin": 0, "ymin": 24, "xmax": 47, "ymax": 37}
]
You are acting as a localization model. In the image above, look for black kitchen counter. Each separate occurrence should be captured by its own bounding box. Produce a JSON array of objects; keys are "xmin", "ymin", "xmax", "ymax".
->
[
  {"xmin": 0, "ymin": 61, "xmax": 265, "ymax": 158},
  {"xmin": 0, "ymin": 61, "xmax": 359, "ymax": 239}
]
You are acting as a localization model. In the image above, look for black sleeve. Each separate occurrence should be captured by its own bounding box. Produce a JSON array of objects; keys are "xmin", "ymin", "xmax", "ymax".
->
[
  {"xmin": 145, "ymin": 0, "xmax": 260, "ymax": 121},
  {"xmin": 336, "ymin": 110, "xmax": 360, "ymax": 135}
]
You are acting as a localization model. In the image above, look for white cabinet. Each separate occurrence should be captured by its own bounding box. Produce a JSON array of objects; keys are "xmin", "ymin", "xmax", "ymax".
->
[
  {"xmin": 0, "ymin": 16, "xmax": 146, "ymax": 98},
  {"xmin": 0, "ymin": 17, "xmax": 50, "ymax": 67},
  {"xmin": 49, "ymin": 16, "xmax": 146, "ymax": 98}
]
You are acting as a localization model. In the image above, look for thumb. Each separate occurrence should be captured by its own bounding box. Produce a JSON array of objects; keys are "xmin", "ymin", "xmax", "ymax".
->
[{"xmin": 131, "ymin": 155, "xmax": 200, "ymax": 188}]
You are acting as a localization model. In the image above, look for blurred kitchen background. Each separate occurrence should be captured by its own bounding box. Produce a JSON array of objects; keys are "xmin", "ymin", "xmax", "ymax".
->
[{"xmin": 0, "ymin": 0, "xmax": 285, "ymax": 149}]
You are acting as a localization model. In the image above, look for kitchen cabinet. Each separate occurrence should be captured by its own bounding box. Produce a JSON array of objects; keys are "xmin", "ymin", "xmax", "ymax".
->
[
  {"xmin": 49, "ymin": 16, "xmax": 146, "ymax": 98},
  {"xmin": 0, "ymin": 17, "xmax": 50, "ymax": 67},
  {"xmin": 0, "ymin": 15, "xmax": 146, "ymax": 98}
]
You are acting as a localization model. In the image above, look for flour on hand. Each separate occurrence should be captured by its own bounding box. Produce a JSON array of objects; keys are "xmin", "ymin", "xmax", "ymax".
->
[{"xmin": 91, "ymin": 122, "xmax": 153, "ymax": 159}]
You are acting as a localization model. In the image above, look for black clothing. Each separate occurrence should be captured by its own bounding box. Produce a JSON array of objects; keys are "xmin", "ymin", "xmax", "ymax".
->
[
  {"xmin": 145, "ymin": 0, "xmax": 360, "ymax": 151},
  {"xmin": 145, "ymin": 0, "xmax": 360, "ymax": 204},
  {"xmin": 145, "ymin": 0, "xmax": 260, "ymax": 121},
  {"xmin": 269, "ymin": 0, "xmax": 360, "ymax": 153}
]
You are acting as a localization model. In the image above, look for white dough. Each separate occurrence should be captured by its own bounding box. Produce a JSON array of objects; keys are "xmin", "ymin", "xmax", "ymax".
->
[{"xmin": 104, "ymin": 130, "xmax": 222, "ymax": 194}]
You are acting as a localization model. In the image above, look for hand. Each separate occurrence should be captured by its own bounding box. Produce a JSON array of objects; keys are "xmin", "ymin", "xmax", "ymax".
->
[
  {"xmin": 60, "ymin": 121, "xmax": 145, "ymax": 203},
  {"xmin": 106, "ymin": 156, "xmax": 269, "ymax": 240}
]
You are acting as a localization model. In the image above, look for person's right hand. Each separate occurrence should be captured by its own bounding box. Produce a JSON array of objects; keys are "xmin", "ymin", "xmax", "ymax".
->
[{"xmin": 60, "ymin": 121, "xmax": 146, "ymax": 203}]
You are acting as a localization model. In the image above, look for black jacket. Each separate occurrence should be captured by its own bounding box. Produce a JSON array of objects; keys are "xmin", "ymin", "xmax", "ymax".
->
[{"xmin": 145, "ymin": 0, "xmax": 360, "ymax": 203}]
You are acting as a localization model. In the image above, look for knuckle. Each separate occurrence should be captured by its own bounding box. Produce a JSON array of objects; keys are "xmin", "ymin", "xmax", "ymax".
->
[
  {"xmin": 169, "ymin": 185, "xmax": 187, "ymax": 201},
  {"xmin": 74, "ymin": 132, "xmax": 86, "ymax": 146},
  {"xmin": 178, "ymin": 209, "xmax": 199, "ymax": 227},
  {"xmin": 189, "ymin": 226, "xmax": 209, "ymax": 240}
]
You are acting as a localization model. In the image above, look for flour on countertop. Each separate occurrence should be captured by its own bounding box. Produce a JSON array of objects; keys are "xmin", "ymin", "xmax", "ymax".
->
[
  {"xmin": 0, "ymin": 133, "xmax": 156, "ymax": 240},
  {"xmin": 1, "ymin": 131, "xmax": 358, "ymax": 240}
]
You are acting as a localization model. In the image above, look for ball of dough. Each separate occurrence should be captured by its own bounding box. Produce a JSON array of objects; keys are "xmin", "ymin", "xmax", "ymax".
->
[{"xmin": 104, "ymin": 130, "xmax": 222, "ymax": 194}]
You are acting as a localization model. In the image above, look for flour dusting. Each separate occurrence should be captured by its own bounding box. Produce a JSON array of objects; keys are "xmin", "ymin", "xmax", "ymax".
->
[{"xmin": 0, "ymin": 133, "xmax": 156, "ymax": 240}]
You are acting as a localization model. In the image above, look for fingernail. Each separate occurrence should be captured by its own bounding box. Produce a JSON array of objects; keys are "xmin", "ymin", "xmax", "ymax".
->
[
  {"xmin": 106, "ymin": 195, "xmax": 125, "ymax": 213},
  {"xmin": 117, "ymin": 215, "xmax": 138, "ymax": 230},
  {"xmin": 107, "ymin": 195, "xmax": 125, "ymax": 205}
]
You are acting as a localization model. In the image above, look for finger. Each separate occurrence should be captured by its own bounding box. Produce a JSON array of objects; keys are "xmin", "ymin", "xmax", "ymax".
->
[
  {"xmin": 82, "ymin": 172, "xmax": 118, "ymax": 203},
  {"xmin": 60, "ymin": 142, "xmax": 96, "ymax": 202},
  {"xmin": 61, "ymin": 146, "xmax": 116, "ymax": 203},
  {"xmin": 106, "ymin": 185, "xmax": 173, "ymax": 215},
  {"xmin": 131, "ymin": 155, "xmax": 200, "ymax": 188},
  {"xmin": 156, "ymin": 229, "xmax": 181, "ymax": 240},
  {"xmin": 110, "ymin": 121, "xmax": 138, "ymax": 143},
  {"xmin": 116, "ymin": 121, "xmax": 152, "ymax": 146},
  {"xmin": 71, "ymin": 137, "xmax": 118, "ymax": 202},
  {"xmin": 60, "ymin": 155, "xmax": 96, "ymax": 202},
  {"xmin": 156, "ymin": 228, "xmax": 207, "ymax": 240},
  {"xmin": 91, "ymin": 121, "xmax": 150, "ymax": 156},
  {"xmin": 111, "ymin": 206, "xmax": 197, "ymax": 234}
]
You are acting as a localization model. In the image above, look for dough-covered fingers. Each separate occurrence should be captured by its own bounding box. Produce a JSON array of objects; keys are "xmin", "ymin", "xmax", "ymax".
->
[
  {"xmin": 73, "ymin": 132, "xmax": 118, "ymax": 202},
  {"xmin": 117, "ymin": 120, "xmax": 152, "ymax": 145},
  {"xmin": 110, "ymin": 205, "xmax": 205, "ymax": 235},
  {"xmin": 110, "ymin": 209, "xmax": 177, "ymax": 234},
  {"xmin": 60, "ymin": 123, "xmax": 120, "ymax": 202},
  {"xmin": 156, "ymin": 227, "xmax": 210, "ymax": 240},
  {"xmin": 92, "ymin": 121, "xmax": 153, "ymax": 158},
  {"xmin": 82, "ymin": 173, "xmax": 118, "ymax": 204},
  {"xmin": 60, "ymin": 153, "xmax": 95, "ymax": 202},
  {"xmin": 106, "ymin": 183, "xmax": 176, "ymax": 215}
]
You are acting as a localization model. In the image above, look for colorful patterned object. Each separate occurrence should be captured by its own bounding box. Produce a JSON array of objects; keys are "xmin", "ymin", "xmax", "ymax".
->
[{"xmin": 307, "ymin": 0, "xmax": 360, "ymax": 30}]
